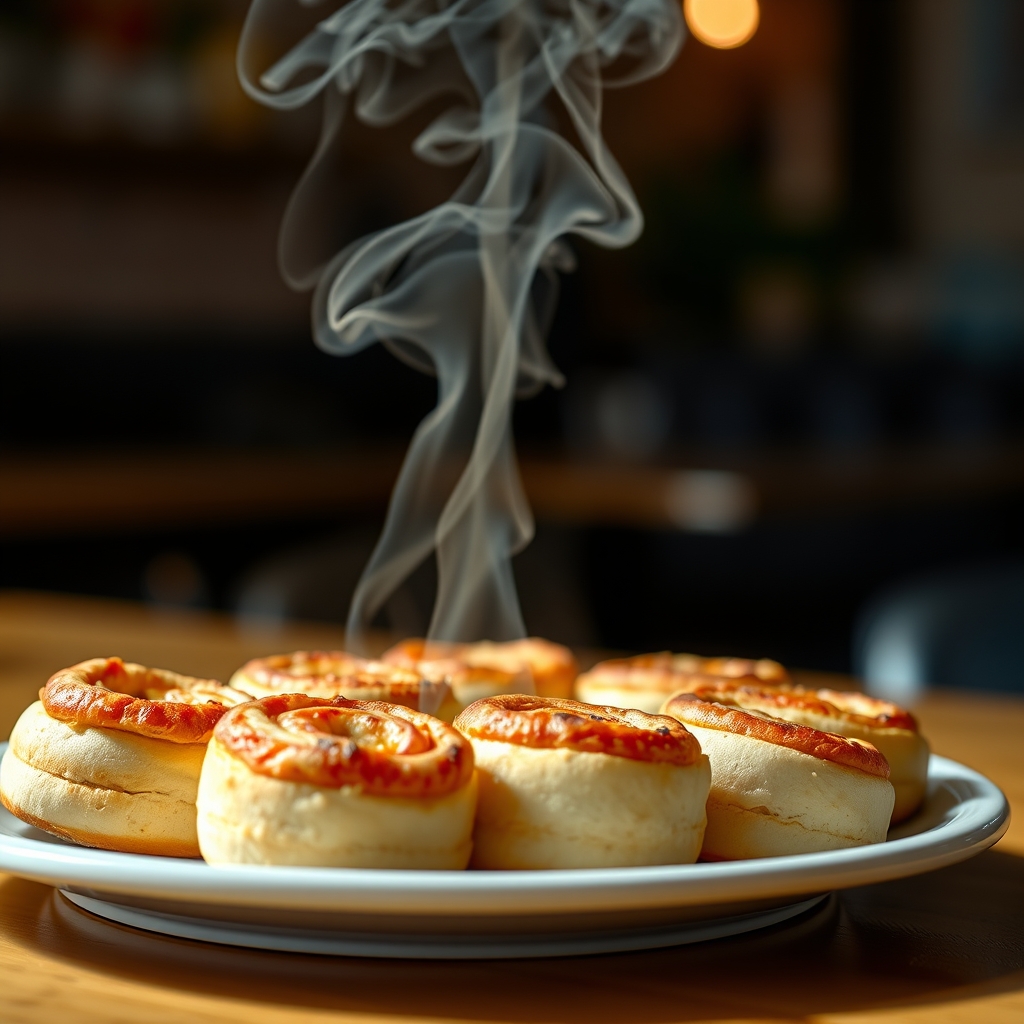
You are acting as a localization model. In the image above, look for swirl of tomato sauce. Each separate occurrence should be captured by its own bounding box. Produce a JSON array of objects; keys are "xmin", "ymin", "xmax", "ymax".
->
[{"xmin": 213, "ymin": 694, "xmax": 474, "ymax": 797}]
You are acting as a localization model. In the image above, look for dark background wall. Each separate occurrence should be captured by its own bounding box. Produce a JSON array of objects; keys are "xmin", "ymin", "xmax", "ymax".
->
[{"xmin": 2, "ymin": 0, "xmax": 1022, "ymax": 670}]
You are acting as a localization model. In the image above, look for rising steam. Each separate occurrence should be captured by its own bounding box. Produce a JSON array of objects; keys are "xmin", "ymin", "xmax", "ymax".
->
[{"xmin": 238, "ymin": 0, "xmax": 682, "ymax": 648}]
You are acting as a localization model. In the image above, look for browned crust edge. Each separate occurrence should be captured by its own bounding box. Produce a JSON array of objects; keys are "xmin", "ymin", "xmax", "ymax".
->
[
  {"xmin": 677, "ymin": 680, "xmax": 920, "ymax": 734},
  {"xmin": 454, "ymin": 694, "xmax": 702, "ymax": 766},
  {"xmin": 233, "ymin": 650, "xmax": 365, "ymax": 687},
  {"xmin": 662, "ymin": 693, "xmax": 891, "ymax": 778},
  {"xmin": 41, "ymin": 658, "xmax": 241, "ymax": 744},
  {"xmin": 580, "ymin": 651, "xmax": 789, "ymax": 684}
]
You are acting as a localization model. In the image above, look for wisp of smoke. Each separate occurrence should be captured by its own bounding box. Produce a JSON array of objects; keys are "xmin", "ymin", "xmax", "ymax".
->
[{"xmin": 238, "ymin": 0, "xmax": 682, "ymax": 649}]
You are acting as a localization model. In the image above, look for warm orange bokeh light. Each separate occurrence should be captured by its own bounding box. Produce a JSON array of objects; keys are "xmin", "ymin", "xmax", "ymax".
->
[{"xmin": 684, "ymin": 0, "xmax": 760, "ymax": 49}]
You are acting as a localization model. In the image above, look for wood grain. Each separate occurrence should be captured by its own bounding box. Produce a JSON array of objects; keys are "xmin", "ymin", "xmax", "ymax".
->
[{"xmin": 0, "ymin": 591, "xmax": 1021, "ymax": 1024}]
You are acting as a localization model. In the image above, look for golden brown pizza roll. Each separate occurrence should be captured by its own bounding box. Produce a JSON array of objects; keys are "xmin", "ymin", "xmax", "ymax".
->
[
  {"xmin": 575, "ymin": 650, "xmax": 789, "ymax": 714},
  {"xmin": 580, "ymin": 652, "xmax": 928, "ymax": 825},
  {"xmin": 384, "ymin": 637, "xmax": 578, "ymax": 705},
  {"xmin": 196, "ymin": 694, "xmax": 477, "ymax": 868},
  {"xmin": 675, "ymin": 678, "xmax": 929, "ymax": 825},
  {"xmin": 229, "ymin": 650, "xmax": 449, "ymax": 718},
  {"xmin": 0, "ymin": 657, "xmax": 251, "ymax": 856},
  {"xmin": 661, "ymin": 691, "xmax": 895, "ymax": 860},
  {"xmin": 454, "ymin": 694, "xmax": 710, "ymax": 869}
]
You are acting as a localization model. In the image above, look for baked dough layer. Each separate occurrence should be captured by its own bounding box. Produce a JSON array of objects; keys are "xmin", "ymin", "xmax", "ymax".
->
[
  {"xmin": 736, "ymin": 704, "xmax": 927, "ymax": 824},
  {"xmin": 682, "ymin": 724, "xmax": 894, "ymax": 860},
  {"xmin": 459, "ymin": 639, "xmax": 578, "ymax": 698},
  {"xmin": 196, "ymin": 737, "xmax": 477, "ymax": 868},
  {"xmin": 230, "ymin": 653, "xmax": 450, "ymax": 719},
  {"xmin": 0, "ymin": 701, "xmax": 207, "ymax": 856},
  {"xmin": 466, "ymin": 738, "xmax": 710, "ymax": 869},
  {"xmin": 383, "ymin": 637, "xmax": 578, "ymax": 709},
  {"xmin": 668, "ymin": 682, "xmax": 929, "ymax": 824},
  {"xmin": 575, "ymin": 652, "xmax": 789, "ymax": 714},
  {"xmin": 574, "ymin": 678, "xmax": 676, "ymax": 715},
  {"xmin": 803, "ymin": 691, "xmax": 929, "ymax": 824}
]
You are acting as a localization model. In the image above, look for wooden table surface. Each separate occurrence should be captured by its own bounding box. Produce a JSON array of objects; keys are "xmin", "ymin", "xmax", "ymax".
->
[{"xmin": 0, "ymin": 591, "xmax": 1021, "ymax": 1024}]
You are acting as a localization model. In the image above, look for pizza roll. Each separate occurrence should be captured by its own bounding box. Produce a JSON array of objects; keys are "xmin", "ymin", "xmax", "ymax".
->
[
  {"xmin": 0, "ymin": 657, "xmax": 250, "ymax": 856},
  {"xmin": 230, "ymin": 650, "xmax": 448, "ymax": 718},
  {"xmin": 662, "ymin": 691, "xmax": 895, "ymax": 860},
  {"xmin": 575, "ymin": 651, "xmax": 788, "ymax": 714},
  {"xmin": 454, "ymin": 694, "xmax": 710, "ymax": 869},
  {"xmin": 384, "ymin": 637, "xmax": 578, "ymax": 709},
  {"xmin": 196, "ymin": 694, "xmax": 477, "ymax": 868}
]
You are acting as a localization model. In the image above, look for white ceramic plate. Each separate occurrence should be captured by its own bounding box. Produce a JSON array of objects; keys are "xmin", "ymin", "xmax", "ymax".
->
[{"xmin": 0, "ymin": 747, "xmax": 1008, "ymax": 958}]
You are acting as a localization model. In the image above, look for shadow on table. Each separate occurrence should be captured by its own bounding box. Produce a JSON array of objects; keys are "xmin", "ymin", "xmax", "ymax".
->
[{"xmin": 4, "ymin": 849, "xmax": 1024, "ymax": 1021}]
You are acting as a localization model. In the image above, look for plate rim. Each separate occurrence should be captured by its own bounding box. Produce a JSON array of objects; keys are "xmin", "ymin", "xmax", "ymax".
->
[{"xmin": 0, "ymin": 745, "xmax": 1009, "ymax": 917}]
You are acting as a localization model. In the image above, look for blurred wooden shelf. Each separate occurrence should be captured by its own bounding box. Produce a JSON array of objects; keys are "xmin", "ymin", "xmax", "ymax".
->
[
  {"xmin": 0, "ymin": 441, "xmax": 1021, "ymax": 538},
  {"xmin": 0, "ymin": 449, "xmax": 403, "ymax": 537}
]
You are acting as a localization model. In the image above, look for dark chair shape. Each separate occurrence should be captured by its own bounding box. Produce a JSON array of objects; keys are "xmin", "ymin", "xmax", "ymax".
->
[{"xmin": 854, "ymin": 562, "xmax": 1024, "ymax": 704}]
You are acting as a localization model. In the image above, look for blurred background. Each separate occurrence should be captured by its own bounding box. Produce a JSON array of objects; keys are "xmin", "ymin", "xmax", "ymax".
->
[{"xmin": 1, "ymin": 0, "xmax": 1022, "ymax": 690}]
